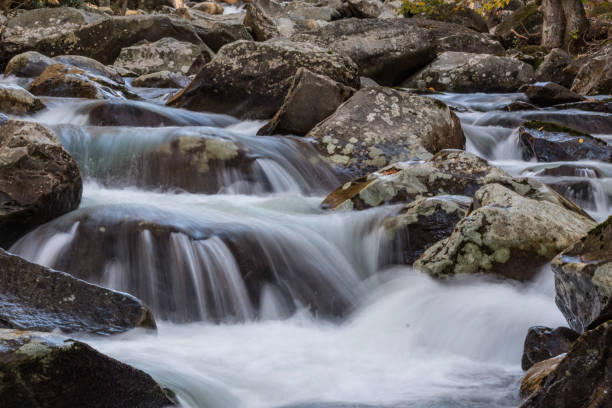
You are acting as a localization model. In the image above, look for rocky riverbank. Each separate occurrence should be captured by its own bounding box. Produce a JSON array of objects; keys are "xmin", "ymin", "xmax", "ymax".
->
[{"xmin": 1, "ymin": 0, "xmax": 611, "ymax": 407}]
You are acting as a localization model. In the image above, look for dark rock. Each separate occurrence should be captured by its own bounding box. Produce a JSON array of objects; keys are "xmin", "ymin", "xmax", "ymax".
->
[
  {"xmin": 535, "ymin": 49, "xmax": 577, "ymax": 88},
  {"xmin": 0, "ymin": 248, "xmax": 156, "ymax": 334},
  {"xmin": 520, "ymin": 320, "xmax": 612, "ymax": 408},
  {"xmin": 521, "ymin": 326, "xmax": 579, "ymax": 370},
  {"xmin": 132, "ymin": 71, "xmax": 190, "ymax": 88},
  {"xmin": 0, "ymin": 84, "xmax": 45, "ymax": 116},
  {"xmin": 4, "ymin": 51, "xmax": 55, "ymax": 78},
  {"xmin": 572, "ymin": 42, "xmax": 612, "ymax": 95},
  {"xmin": 347, "ymin": 0, "xmax": 383, "ymax": 19},
  {"xmin": 519, "ymin": 120, "xmax": 612, "ymax": 163},
  {"xmin": 308, "ymin": 87, "xmax": 464, "ymax": 180},
  {"xmin": 553, "ymin": 216, "xmax": 612, "ymax": 333},
  {"xmin": 553, "ymin": 99, "xmax": 612, "ymax": 114},
  {"xmin": 525, "ymin": 82, "xmax": 585, "ymax": 106},
  {"xmin": 383, "ymin": 195, "xmax": 470, "ymax": 265},
  {"xmin": 167, "ymin": 39, "xmax": 360, "ymax": 119},
  {"xmin": 0, "ymin": 329, "xmax": 176, "ymax": 408},
  {"xmin": 0, "ymin": 120, "xmax": 82, "ymax": 248},
  {"xmin": 503, "ymin": 100, "xmax": 540, "ymax": 111},
  {"xmin": 244, "ymin": 0, "xmax": 286, "ymax": 41},
  {"xmin": 491, "ymin": 2, "xmax": 542, "ymax": 47},
  {"xmin": 258, "ymin": 68, "xmax": 355, "ymax": 136},
  {"xmin": 404, "ymin": 51, "xmax": 535, "ymax": 93},
  {"xmin": 412, "ymin": 18, "xmax": 504, "ymax": 55},
  {"xmin": 411, "ymin": 5, "xmax": 489, "ymax": 33},
  {"xmin": 188, "ymin": 11, "xmax": 253, "ymax": 52},
  {"xmin": 414, "ymin": 183, "xmax": 596, "ymax": 281},
  {"xmin": 475, "ymin": 110, "xmax": 612, "ymax": 135}
]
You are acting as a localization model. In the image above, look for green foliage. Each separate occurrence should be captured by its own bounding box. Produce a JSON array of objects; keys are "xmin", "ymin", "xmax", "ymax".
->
[{"xmin": 401, "ymin": 0, "xmax": 512, "ymax": 18}]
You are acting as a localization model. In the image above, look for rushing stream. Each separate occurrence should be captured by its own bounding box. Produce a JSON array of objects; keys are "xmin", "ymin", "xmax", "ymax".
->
[{"xmin": 6, "ymin": 79, "xmax": 612, "ymax": 407}]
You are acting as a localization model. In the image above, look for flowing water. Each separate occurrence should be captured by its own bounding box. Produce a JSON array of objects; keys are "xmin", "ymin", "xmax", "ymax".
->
[{"xmin": 6, "ymin": 80, "xmax": 612, "ymax": 407}]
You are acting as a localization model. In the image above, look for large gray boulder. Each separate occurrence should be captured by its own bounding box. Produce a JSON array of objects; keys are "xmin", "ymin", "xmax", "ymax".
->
[
  {"xmin": 0, "ymin": 249, "xmax": 155, "ymax": 335},
  {"xmin": 0, "ymin": 84, "xmax": 45, "ymax": 116},
  {"xmin": 113, "ymin": 37, "xmax": 210, "ymax": 76},
  {"xmin": 403, "ymin": 51, "xmax": 535, "ymax": 92},
  {"xmin": 167, "ymin": 39, "xmax": 360, "ymax": 119},
  {"xmin": 0, "ymin": 120, "xmax": 82, "ymax": 248},
  {"xmin": 0, "ymin": 329, "xmax": 176, "ymax": 408},
  {"xmin": 553, "ymin": 216, "xmax": 612, "ymax": 333},
  {"xmin": 414, "ymin": 183, "xmax": 596, "ymax": 281},
  {"xmin": 258, "ymin": 68, "xmax": 356, "ymax": 136},
  {"xmin": 308, "ymin": 87, "xmax": 464, "ymax": 180},
  {"xmin": 571, "ymin": 42, "xmax": 612, "ymax": 96}
]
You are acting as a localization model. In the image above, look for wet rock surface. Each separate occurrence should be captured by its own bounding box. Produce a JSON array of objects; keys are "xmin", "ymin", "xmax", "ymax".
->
[
  {"xmin": 0, "ymin": 249, "xmax": 156, "ymax": 334},
  {"xmin": 167, "ymin": 39, "xmax": 360, "ymax": 119},
  {"xmin": 0, "ymin": 84, "xmax": 45, "ymax": 116},
  {"xmin": 4, "ymin": 51, "xmax": 55, "ymax": 78},
  {"xmin": 0, "ymin": 329, "xmax": 176, "ymax": 408},
  {"xmin": 404, "ymin": 52, "xmax": 535, "ymax": 93},
  {"xmin": 525, "ymin": 82, "xmax": 585, "ymax": 106},
  {"xmin": 414, "ymin": 183, "xmax": 596, "ymax": 281},
  {"xmin": 521, "ymin": 326, "xmax": 579, "ymax": 370},
  {"xmin": 553, "ymin": 216, "xmax": 612, "ymax": 333},
  {"xmin": 519, "ymin": 121, "xmax": 612, "ymax": 163},
  {"xmin": 308, "ymin": 87, "xmax": 464, "ymax": 180},
  {"xmin": 258, "ymin": 68, "xmax": 355, "ymax": 136},
  {"xmin": 0, "ymin": 120, "xmax": 82, "ymax": 249}
]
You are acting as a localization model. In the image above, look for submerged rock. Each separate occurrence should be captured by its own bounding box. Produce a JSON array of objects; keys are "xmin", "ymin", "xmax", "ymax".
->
[
  {"xmin": 520, "ymin": 320, "xmax": 612, "ymax": 408},
  {"xmin": 0, "ymin": 84, "xmax": 45, "ymax": 116},
  {"xmin": 321, "ymin": 150, "xmax": 505, "ymax": 210},
  {"xmin": 0, "ymin": 120, "xmax": 82, "ymax": 248},
  {"xmin": 403, "ymin": 52, "xmax": 535, "ymax": 93},
  {"xmin": 0, "ymin": 249, "xmax": 155, "ymax": 334},
  {"xmin": 571, "ymin": 42, "xmax": 612, "ymax": 96},
  {"xmin": 167, "ymin": 39, "xmax": 360, "ymax": 119},
  {"xmin": 0, "ymin": 329, "xmax": 175, "ymax": 408},
  {"xmin": 113, "ymin": 37, "xmax": 210, "ymax": 76},
  {"xmin": 308, "ymin": 87, "xmax": 463, "ymax": 180},
  {"xmin": 521, "ymin": 326, "xmax": 579, "ymax": 370},
  {"xmin": 132, "ymin": 71, "xmax": 190, "ymax": 88},
  {"xmin": 525, "ymin": 82, "xmax": 585, "ymax": 106},
  {"xmin": 383, "ymin": 195, "xmax": 470, "ymax": 265},
  {"xmin": 519, "ymin": 121, "xmax": 612, "ymax": 163},
  {"xmin": 414, "ymin": 183, "xmax": 596, "ymax": 280},
  {"xmin": 553, "ymin": 216, "xmax": 612, "ymax": 333},
  {"xmin": 258, "ymin": 68, "xmax": 355, "ymax": 136}
]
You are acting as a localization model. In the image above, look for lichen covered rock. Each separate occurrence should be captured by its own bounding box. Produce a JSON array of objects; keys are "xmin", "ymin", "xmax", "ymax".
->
[
  {"xmin": 552, "ymin": 216, "xmax": 612, "ymax": 333},
  {"xmin": 309, "ymin": 87, "xmax": 464, "ymax": 180}
]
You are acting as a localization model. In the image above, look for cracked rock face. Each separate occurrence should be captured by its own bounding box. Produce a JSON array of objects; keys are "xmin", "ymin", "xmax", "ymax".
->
[
  {"xmin": 0, "ymin": 329, "xmax": 176, "ymax": 408},
  {"xmin": 552, "ymin": 216, "xmax": 612, "ymax": 333},
  {"xmin": 414, "ymin": 183, "xmax": 596, "ymax": 281},
  {"xmin": 167, "ymin": 39, "xmax": 360, "ymax": 119},
  {"xmin": 403, "ymin": 51, "xmax": 535, "ymax": 93},
  {"xmin": 0, "ymin": 120, "xmax": 82, "ymax": 248},
  {"xmin": 308, "ymin": 87, "xmax": 464, "ymax": 181}
]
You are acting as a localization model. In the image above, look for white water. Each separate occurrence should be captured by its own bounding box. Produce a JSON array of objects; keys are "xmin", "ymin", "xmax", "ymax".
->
[{"xmin": 9, "ymin": 89, "xmax": 612, "ymax": 407}]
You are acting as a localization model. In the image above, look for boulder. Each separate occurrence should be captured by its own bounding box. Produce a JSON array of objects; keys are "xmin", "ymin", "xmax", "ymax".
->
[
  {"xmin": 412, "ymin": 18, "xmax": 504, "ymax": 55},
  {"xmin": 308, "ymin": 87, "xmax": 464, "ymax": 180},
  {"xmin": 28, "ymin": 63, "xmax": 131, "ymax": 100},
  {"xmin": 414, "ymin": 183, "xmax": 596, "ymax": 280},
  {"xmin": 409, "ymin": 5, "xmax": 488, "ymax": 33},
  {"xmin": 132, "ymin": 70, "xmax": 190, "ymax": 88},
  {"xmin": 519, "ymin": 354, "xmax": 565, "ymax": 401},
  {"xmin": 0, "ymin": 249, "xmax": 155, "ymax": 334},
  {"xmin": 383, "ymin": 195, "xmax": 470, "ymax": 265},
  {"xmin": 403, "ymin": 52, "xmax": 535, "ymax": 93},
  {"xmin": 521, "ymin": 326, "xmax": 579, "ymax": 370},
  {"xmin": 535, "ymin": 49, "xmax": 577, "ymax": 88},
  {"xmin": 113, "ymin": 37, "xmax": 210, "ymax": 76},
  {"xmin": 0, "ymin": 84, "xmax": 45, "ymax": 116},
  {"xmin": 321, "ymin": 150, "xmax": 508, "ymax": 210},
  {"xmin": 347, "ymin": 0, "xmax": 383, "ymax": 19},
  {"xmin": 167, "ymin": 39, "xmax": 360, "ymax": 119},
  {"xmin": 0, "ymin": 7, "xmax": 107, "ymax": 66},
  {"xmin": 571, "ymin": 42, "xmax": 612, "ymax": 95},
  {"xmin": 553, "ymin": 98, "xmax": 612, "ymax": 114},
  {"xmin": 53, "ymin": 54, "xmax": 124, "ymax": 83},
  {"xmin": 0, "ymin": 329, "xmax": 176, "ymax": 408},
  {"xmin": 519, "ymin": 121, "xmax": 612, "ymax": 163},
  {"xmin": 491, "ymin": 2, "xmax": 542, "ymax": 47},
  {"xmin": 525, "ymin": 82, "xmax": 585, "ymax": 106},
  {"xmin": 33, "ymin": 15, "xmax": 210, "ymax": 66},
  {"xmin": 4, "ymin": 51, "xmax": 55, "ymax": 78},
  {"xmin": 520, "ymin": 321, "xmax": 612, "ymax": 408},
  {"xmin": 0, "ymin": 120, "xmax": 82, "ymax": 248},
  {"xmin": 244, "ymin": 0, "xmax": 287, "ymax": 41},
  {"xmin": 257, "ymin": 68, "xmax": 355, "ymax": 136},
  {"xmin": 188, "ymin": 11, "xmax": 253, "ymax": 52},
  {"xmin": 192, "ymin": 1, "xmax": 223, "ymax": 14},
  {"xmin": 553, "ymin": 216, "xmax": 612, "ymax": 333}
]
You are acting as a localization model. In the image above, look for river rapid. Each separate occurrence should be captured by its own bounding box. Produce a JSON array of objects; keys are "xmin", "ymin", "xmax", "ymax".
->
[{"xmin": 6, "ymin": 76, "xmax": 611, "ymax": 407}]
